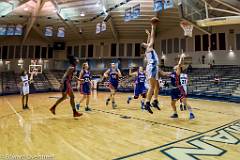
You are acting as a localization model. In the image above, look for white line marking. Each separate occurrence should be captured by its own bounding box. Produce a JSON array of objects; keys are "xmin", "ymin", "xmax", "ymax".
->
[{"xmin": 5, "ymin": 98, "xmax": 25, "ymax": 128}]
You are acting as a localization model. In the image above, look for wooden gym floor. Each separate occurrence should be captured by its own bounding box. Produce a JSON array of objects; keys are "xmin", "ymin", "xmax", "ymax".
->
[{"xmin": 0, "ymin": 91, "xmax": 239, "ymax": 160}]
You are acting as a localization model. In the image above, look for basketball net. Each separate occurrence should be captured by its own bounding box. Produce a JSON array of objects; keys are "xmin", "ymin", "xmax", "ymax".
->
[
  {"xmin": 180, "ymin": 21, "xmax": 194, "ymax": 37},
  {"xmin": 29, "ymin": 59, "xmax": 42, "ymax": 76}
]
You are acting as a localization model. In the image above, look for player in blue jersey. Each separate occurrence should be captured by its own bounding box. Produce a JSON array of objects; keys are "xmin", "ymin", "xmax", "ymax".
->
[
  {"xmin": 169, "ymin": 55, "xmax": 195, "ymax": 120},
  {"xmin": 127, "ymin": 66, "xmax": 147, "ymax": 110},
  {"xmin": 104, "ymin": 63, "xmax": 122, "ymax": 109},
  {"xmin": 75, "ymin": 63, "xmax": 92, "ymax": 111},
  {"xmin": 141, "ymin": 17, "xmax": 161, "ymax": 114}
]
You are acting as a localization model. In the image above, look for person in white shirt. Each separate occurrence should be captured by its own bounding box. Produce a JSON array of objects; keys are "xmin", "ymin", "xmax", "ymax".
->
[
  {"xmin": 179, "ymin": 67, "xmax": 188, "ymax": 111},
  {"xmin": 19, "ymin": 69, "xmax": 34, "ymax": 110}
]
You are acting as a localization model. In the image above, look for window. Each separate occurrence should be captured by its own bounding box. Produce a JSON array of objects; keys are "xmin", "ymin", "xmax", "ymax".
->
[
  {"xmin": 211, "ymin": 33, "xmax": 217, "ymax": 50},
  {"xmin": 127, "ymin": 43, "xmax": 132, "ymax": 57},
  {"xmin": 8, "ymin": 46, "xmax": 14, "ymax": 59},
  {"xmin": 167, "ymin": 39, "xmax": 172, "ymax": 54},
  {"xmin": 135, "ymin": 43, "xmax": 140, "ymax": 57},
  {"xmin": 174, "ymin": 38, "xmax": 179, "ymax": 53},
  {"xmin": 15, "ymin": 46, "xmax": 21, "ymax": 58},
  {"xmin": 45, "ymin": 26, "xmax": 53, "ymax": 37},
  {"xmin": 237, "ymin": 34, "xmax": 240, "ymax": 50},
  {"xmin": 22, "ymin": 46, "xmax": 28, "ymax": 58},
  {"xmin": 67, "ymin": 46, "xmax": 72, "ymax": 57},
  {"xmin": 48, "ymin": 47, "xmax": 53, "ymax": 58},
  {"xmin": 57, "ymin": 27, "xmax": 65, "ymax": 38},
  {"xmin": 28, "ymin": 46, "xmax": 34, "ymax": 58},
  {"xmin": 111, "ymin": 43, "xmax": 117, "ymax": 57},
  {"xmin": 195, "ymin": 35, "xmax": 201, "ymax": 51},
  {"xmin": 218, "ymin": 33, "xmax": 226, "ymax": 50},
  {"xmin": 161, "ymin": 40, "xmax": 167, "ymax": 54},
  {"xmin": 81, "ymin": 45, "xmax": 86, "ymax": 58},
  {"xmin": 42, "ymin": 47, "xmax": 47, "ymax": 58},
  {"xmin": 119, "ymin": 43, "xmax": 124, "ymax": 57},
  {"xmin": 35, "ymin": 46, "xmax": 41, "ymax": 59},
  {"xmin": 2, "ymin": 46, "xmax": 8, "ymax": 59},
  {"xmin": 88, "ymin": 45, "xmax": 93, "ymax": 57},
  {"xmin": 74, "ymin": 46, "xmax": 79, "ymax": 57},
  {"xmin": 202, "ymin": 34, "xmax": 209, "ymax": 51},
  {"xmin": 180, "ymin": 38, "xmax": 186, "ymax": 52}
]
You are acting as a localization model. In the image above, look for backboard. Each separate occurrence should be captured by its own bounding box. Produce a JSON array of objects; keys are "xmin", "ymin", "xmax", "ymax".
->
[{"xmin": 178, "ymin": 0, "xmax": 211, "ymax": 34}]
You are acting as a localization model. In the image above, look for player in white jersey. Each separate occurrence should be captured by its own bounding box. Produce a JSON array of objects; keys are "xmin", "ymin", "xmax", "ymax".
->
[
  {"xmin": 19, "ymin": 69, "xmax": 34, "ymax": 110},
  {"xmin": 180, "ymin": 69, "xmax": 188, "ymax": 111},
  {"xmin": 140, "ymin": 17, "xmax": 161, "ymax": 114}
]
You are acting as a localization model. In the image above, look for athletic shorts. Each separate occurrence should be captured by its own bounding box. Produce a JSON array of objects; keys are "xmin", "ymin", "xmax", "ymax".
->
[
  {"xmin": 109, "ymin": 81, "xmax": 118, "ymax": 90},
  {"xmin": 146, "ymin": 63, "xmax": 159, "ymax": 80},
  {"xmin": 134, "ymin": 83, "xmax": 147, "ymax": 99},
  {"xmin": 21, "ymin": 86, "xmax": 29, "ymax": 95},
  {"xmin": 81, "ymin": 83, "xmax": 91, "ymax": 95},
  {"xmin": 171, "ymin": 86, "xmax": 187, "ymax": 101},
  {"xmin": 61, "ymin": 79, "xmax": 73, "ymax": 96}
]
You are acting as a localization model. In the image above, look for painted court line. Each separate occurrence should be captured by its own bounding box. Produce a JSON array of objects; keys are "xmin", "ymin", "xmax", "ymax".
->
[
  {"xmin": 112, "ymin": 119, "xmax": 240, "ymax": 160},
  {"xmin": 5, "ymin": 98, "xmax": 25, "ymax": 128},
  {"xmin": 92, "ymin": 108, "xmax": 201, "ymax": 134}
]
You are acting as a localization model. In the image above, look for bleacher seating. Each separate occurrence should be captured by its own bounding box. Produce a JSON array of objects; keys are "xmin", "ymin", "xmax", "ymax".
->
[
  {"xmin": 44, "ymin": 71, "xmax": 61, "ymax": 91},
  {"xmin": 2, "ymin": 71, "xmax": 19, "ymax": 95},
  {"xmin": 0, "ymin": 66, "xmax": 239, "ymax": 103}
]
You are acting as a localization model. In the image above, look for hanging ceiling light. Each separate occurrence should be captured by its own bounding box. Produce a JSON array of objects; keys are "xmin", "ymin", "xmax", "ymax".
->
[
  {"xmin": 80, "ymin": 12, "xmax": 85, "ymax": 17},
  {"xmin": 24, "ymin": 7, "xmax": 29, "ymax": 11},
  {"xmin": 38, "ymin": 58, "xmax": 43, "ymax": 64},
  {"xmin": 229, "ymin": 46, "xmax": 235, "ymax": 58},
  {"xmin": 18, "ymin": 58, "xmax": 24, "ymax": 65},
  {"xmin": 0, "ymin": 59, "xmax": 3, "ymax": 65}
]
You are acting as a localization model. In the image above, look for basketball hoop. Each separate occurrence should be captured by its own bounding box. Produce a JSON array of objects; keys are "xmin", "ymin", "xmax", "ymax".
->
[{"xmin": 180, "ymin": 21, "xmax": 194, "ymax": 37}]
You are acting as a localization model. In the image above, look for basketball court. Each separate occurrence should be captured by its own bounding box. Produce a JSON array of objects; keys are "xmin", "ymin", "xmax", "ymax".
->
[{"xmin": 0, "ymin": 0, "xmax": 240, "ymax": 160}]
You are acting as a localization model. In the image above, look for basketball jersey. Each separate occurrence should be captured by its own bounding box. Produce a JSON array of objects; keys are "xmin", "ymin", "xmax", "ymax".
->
[
  {"xmin": 170, "ymin": 72, "xmax": 180, "ymax": 87},
  {"xmin": 82, "ymin": 70, "xmax": 91, "ymax": 84},
  {"xmin": 136, "ymin": 72, "xmax": 146, "ymax": 84},
  {"xmin": 21, "ymin": 75, "xmax": 29, "ymax": 87},
  {"xmin": 145, "ymin": 50, "xmax": 159, "ymax": 65},
  {"xmin": 180, "ymin": 73, "xmax": 188, "ymax": 93},
  {"xmin": 65, "ymin": 64, "xmax": 76, "ymax": 81},
  {"xmin": 109, "ymin": 68, "xmax": 118, "ymax": 82}
]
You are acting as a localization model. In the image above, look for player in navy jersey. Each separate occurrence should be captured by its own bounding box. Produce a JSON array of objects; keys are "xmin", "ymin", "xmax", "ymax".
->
[
  {"xmin": 141, "ymin": 17, "xmax": 161, "ymax": 114},
  {"xmin": 104, "ymin": 63, "xmax": 122, "ymax": 109},
  {"xmin": 169, "ymin": 55, "xmax": 195, "ymax": 120},
  {"xmin": 75, "ymin": 63, "xmax": 92, "ymax": 111},
  {"xmin": 127, "ymin": 66, "xmax": 147, "ymax": 110},
  {"xmin": 50, "ymin": 56, "xmax": 83, "ymax": 118}
]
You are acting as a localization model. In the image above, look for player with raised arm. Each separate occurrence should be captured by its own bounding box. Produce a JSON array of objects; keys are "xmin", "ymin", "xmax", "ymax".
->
[
  {"xmin": 127, "ymin": 66, "xmax": 147, "ymax": 110},
  {"xmin": 169, "ymin": 55, "xmax": 195, "ymax": 120},
  {"xmin": 49, "ymin": 56, "xmax": 83, "ymax": 118},
  {"xmin": 104, "ymin": 63, "xmax": 122, "ymax": 109},
  {"xmin": 141, "ymin": 18, "xmax": 161, "ymax": 114},
  {"xmin": 19, "ymin": 69, "xmax": 34, "ymax": 110}
]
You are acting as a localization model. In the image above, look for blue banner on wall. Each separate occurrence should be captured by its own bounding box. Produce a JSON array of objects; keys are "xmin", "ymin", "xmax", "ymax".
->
[
  {"xmin": 164, "ymin": 0, "xmax": 174, "ymax": 9},
  {"xmin": 154, "ymin": 0, "xmax": 164, "ymax": 11},
  {"xmin": 132, "ymin": 4, "xmax": 140, "ymax": 19},
  {"xmin": 124, "ymin": 7, "xmax": 132, "ymax": 22}
]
